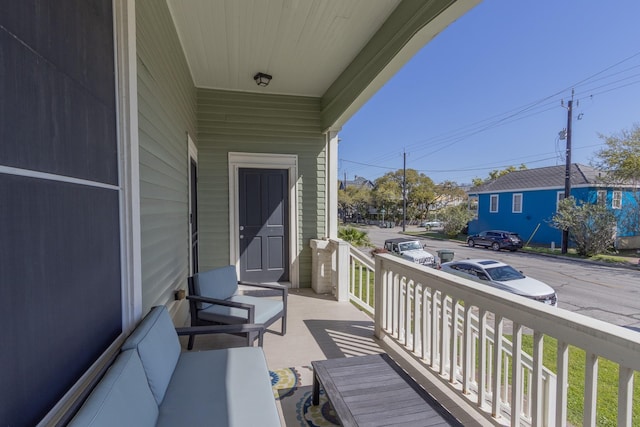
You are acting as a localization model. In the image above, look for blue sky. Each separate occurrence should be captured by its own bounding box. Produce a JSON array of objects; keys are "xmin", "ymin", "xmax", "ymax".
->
[{"xmin": 338, "ymin": 0, "xmax": 640, "ymax": 185}]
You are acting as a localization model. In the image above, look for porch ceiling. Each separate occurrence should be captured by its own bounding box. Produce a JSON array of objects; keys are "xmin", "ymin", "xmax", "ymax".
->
[{"xmin": 166, "ymin": 0, "xmax": 479, "ymax": 130}]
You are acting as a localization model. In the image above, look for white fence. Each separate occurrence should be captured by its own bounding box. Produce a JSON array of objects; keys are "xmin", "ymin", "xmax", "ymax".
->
[
  {"xmin": 311, "ymin": 239, "xmax": 639, "ymax": 425},
  {"xmin": 373, "ymin": 253, "xmax": 640, "ymax": 427}
]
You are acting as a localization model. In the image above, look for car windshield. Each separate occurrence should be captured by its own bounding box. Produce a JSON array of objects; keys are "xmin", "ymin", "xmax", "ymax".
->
[
  {"xmin": 398, "ymin": 241, "xmax": 421, "ymax": 251},
  {"xmin": 485, "ymin": 265, "xmax": 525, "ymax": 281}
]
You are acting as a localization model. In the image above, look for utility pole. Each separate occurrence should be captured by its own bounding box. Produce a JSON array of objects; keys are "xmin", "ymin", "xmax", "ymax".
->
[
  {"xmin": 561, "ymin": 91, "xmax": 574, "ymax": 254},
  {"xmin": 402, "ymin": 150, "xmax": 407, "ymax": 232}
]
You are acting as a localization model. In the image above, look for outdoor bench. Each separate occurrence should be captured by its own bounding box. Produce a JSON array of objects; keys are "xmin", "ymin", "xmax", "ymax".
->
[{"xmin": 68, "ymin": 305, "xmax": 281, "ymax": 427}]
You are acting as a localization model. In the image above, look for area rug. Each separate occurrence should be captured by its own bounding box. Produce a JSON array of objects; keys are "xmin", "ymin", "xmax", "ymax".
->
[{"xmin": 270, "ymin": 366, "xmax": 340, "ymax": 426}]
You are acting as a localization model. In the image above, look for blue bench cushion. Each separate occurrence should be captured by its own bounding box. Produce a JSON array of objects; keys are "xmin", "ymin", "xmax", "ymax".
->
[
  {"xmin": 193, "ymin": 265, "xmax": 239, "ymax": 302},
  {"xmin": 121, "ymin": 306, "xmax": 181, "ymax": 404},
  {"xmin": 68, "ymin": 350, "xmax": 158, "ymax": 427},
  {"xmin": 156, "ymin": 347, "xmax": 280, "ymax": 427},
  {"xmin": 198, "ymin": 295, "xmax": 283, "ymax": 324}
]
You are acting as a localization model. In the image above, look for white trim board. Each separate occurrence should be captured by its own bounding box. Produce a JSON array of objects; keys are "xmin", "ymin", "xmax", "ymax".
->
[{"xmin": 228, "ymin": 152, "xmax": 299, "ymax": 288}]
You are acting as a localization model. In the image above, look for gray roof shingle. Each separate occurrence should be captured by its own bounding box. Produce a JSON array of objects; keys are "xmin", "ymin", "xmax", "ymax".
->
[{"xmin": 471, "ymin": 164, "xmax": 601, "ymax": 193}]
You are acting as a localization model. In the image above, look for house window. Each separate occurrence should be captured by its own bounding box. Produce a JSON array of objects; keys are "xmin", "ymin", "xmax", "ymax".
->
[
  {"xmin": 512, "ymin": 193, "xmax": 523, "ymax": 213},
  {"xmin": 612, "ymin": 191, "xmax": 622, "ymax": 209},
  {"xmin": 490, "ymin": 194, "xmax": 499, "ymax": 213},
  {"xmin": 468, "ymin": 196, "xmax": 478, "ymax": 219},
  {"xmin": 597, "ymin": 190, "xmax": 606, "ymax": 205},
  {"xmin": 556, "ymin": 191, "xmax": 566, "ymax": 211}
]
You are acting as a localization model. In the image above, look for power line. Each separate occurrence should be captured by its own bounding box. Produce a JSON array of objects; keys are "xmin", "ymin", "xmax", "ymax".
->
[{"xmin": 340, "ymin": 50, "xmax": 640, "ymax": 178}]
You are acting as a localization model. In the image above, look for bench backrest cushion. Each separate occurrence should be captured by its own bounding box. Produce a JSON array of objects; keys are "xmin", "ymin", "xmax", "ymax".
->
[
  {"xmin": 68, "ymin": 350, "xmax": 158, "ymax": 427},
  {"xmin": 193, "ymin": 265, "xmax": 239, "ymax": 301},
  {"xmin": 121, "ymin": 306, "xmax": 181, "ymax": 404}
]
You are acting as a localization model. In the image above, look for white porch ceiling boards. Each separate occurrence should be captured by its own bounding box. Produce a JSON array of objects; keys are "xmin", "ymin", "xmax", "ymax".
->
[{"xmin": 166, "ymin": 0, "xmax": 400, "ymax": 97}]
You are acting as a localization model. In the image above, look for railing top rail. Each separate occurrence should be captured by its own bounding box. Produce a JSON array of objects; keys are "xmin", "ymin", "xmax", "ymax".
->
[{"xmin": 375, "ymin": 253, "xmax": 640, "ymax": 371}]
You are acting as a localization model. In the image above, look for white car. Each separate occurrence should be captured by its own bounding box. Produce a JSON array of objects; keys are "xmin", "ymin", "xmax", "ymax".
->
[
  {"xmin": 383, "ymin": 238, "xmax": 438, "ymax": 268},
  {"xmin": 420, "ymin": 221, "xmax": 442, "ymax": 229},
  {"xmin": 440, "ymin": 259, "xmax": 557, "ymax": 306}
]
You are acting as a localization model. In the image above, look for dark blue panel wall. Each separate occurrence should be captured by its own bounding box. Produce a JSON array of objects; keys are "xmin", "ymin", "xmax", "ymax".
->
[{"xmin": 0, "ymin": 1, "xmax": 121, "ymax": 425}]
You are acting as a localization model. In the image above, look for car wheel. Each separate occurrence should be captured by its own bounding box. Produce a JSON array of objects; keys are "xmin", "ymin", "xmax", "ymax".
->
[
  {"xmin": 491, "ymin": 242, "xmax": 500, "ymax": 251},
  {"xmin": 467, "ymin": 240, "xmax": 475, "ymax": 248}
]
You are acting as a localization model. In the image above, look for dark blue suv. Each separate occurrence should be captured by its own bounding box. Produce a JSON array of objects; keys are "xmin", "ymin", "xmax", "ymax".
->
[{"xmin": 466, "ymin": 230, "xmax": 523, "ymax": 252}]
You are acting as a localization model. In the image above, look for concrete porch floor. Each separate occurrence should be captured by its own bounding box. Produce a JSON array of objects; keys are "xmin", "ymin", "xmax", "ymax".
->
[{"xmin": 179, "ymin": 288, "xmax": 492, "ymax": 426}]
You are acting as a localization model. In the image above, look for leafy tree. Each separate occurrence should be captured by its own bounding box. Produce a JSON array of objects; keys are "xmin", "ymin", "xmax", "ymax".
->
[
  {"xmin": 592, "ymin": 124, "xmax": 640, "ymax": 235},
  {"xmin": 432, "ymin": 181, "xmax": 468, "ymax": 210},
  {"xmin": 472, "ymin": 164, "xmax": 527, "ymax": 187},
  {"xmin": 551, "ymin": 197, "xmax": 617, "ymax": 256},
  {"xmin": 441, "ymin": 204, "xmax": 475, "ymax": 237},
  {"xmin": 372, "ymin": 169, "xmax": 436, "ymax": 221},
  {"xmin": 338, "ymin": 186, "xmax": 371, "ymax": 221},
  {"xmin": 338, "ymin": 226, "xmax": 372, "ymax": 248}
]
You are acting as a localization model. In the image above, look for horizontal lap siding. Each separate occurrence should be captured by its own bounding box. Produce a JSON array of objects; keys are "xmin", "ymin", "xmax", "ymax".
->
[
  {"xmin": 137, "ymin": 0, "xmax": 196, "ymax": 312},
  {"xmin": 198, "ymin": 89, "xmax": 325, "ymax": 286}
]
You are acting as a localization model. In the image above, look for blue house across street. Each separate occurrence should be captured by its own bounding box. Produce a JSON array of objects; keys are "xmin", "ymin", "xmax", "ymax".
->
[{"xmin": 467, "ymin": 164, "xmax": 640, "ymax": 249}]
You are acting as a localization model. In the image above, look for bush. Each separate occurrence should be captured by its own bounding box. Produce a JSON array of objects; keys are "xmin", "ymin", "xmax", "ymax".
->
[
  {"xmin": 338, "ymin": 226, "xmax": 372, "ymax": 248},
  {"xmin": 551, "ymin": 198, "xmax": 617, "ymax": 256},
  {"xmin": 441, "ymin": 204, "xmax": 475, "ymax": 237}
]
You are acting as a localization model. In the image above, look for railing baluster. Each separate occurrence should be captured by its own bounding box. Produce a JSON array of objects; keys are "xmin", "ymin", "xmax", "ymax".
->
[
  {"xmin": 583, "ymin": 352, "xmax": 598, "ymax": 427},
  {"xmin": 431, "ymin": 290, "xmax": 439, "ymax": 368},
  {"xmin": 492, "ymin": 315, "xmax": 504, "ymax": 418},
  {"xmin": 556, "ymin": 340, "xmax": 569, "ymax": 427},
  {"xmin": 511, "ymin": 322, "xmax": 523, "ymax": 427},
  {"xmin": 422, "ymin": 290, "xmax": 429, "ymax": 361},
  {"xmin": 618, "ymin": 366, "xmax": 633, "ymax": 426},
  {"xmin": 449, "ymin": 298, "xmax": 458, "ymax": 384},
  {"xmin": 413, "ymin": 284, "xmax": 421, "ymax": 353},
  {"xmin": 478, "ymin": 309, "xmax": 488, "ymax": 408},
  {"xmin": 463, "ymin": 304, "xmax": 472, "ymax": 393},
  {"xmin": 438, "ymin": 292, "xmax": 448, "ymax": 375}
]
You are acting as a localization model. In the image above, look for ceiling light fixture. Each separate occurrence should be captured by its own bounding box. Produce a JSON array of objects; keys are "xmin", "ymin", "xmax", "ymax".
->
[{"xmin": 253, "ymin": 72, "xmax": 272, "ymax": 87}]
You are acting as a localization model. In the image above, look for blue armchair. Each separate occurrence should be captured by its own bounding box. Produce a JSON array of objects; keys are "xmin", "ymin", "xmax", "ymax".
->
[{"xmin": 187, "ymin": 265, "xmax": 287, "ymax": 349}]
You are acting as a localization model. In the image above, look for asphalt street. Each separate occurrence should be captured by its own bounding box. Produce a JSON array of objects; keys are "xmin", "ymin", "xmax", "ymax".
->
[{"xmin": 360, "ymin": 224, "xmax": 640, "ymax": 330}]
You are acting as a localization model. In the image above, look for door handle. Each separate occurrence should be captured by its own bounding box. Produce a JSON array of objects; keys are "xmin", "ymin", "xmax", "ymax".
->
[
  {"xmin": 239, "ymin": 226, "xmax": 244, "ymax": 231},
  {"xmin": 239, "ymin": 235, "xmax": 244, "ymax": 239}
]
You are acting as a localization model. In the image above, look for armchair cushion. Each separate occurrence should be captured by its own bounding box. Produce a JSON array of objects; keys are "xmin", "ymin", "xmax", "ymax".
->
[
  {"xmin": 198, "ymin": 295, "xmax": 284, "ymax": 325},
  {"xmin": 121, "ymin": 305, "xmax": 181, "ymax": 404},
  {"xmin": 193, "ymin": 265, "xmax": 239, "ymax": 302}
]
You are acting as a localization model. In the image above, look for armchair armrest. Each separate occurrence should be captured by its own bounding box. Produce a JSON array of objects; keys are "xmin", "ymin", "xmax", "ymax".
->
[
  {"xmin": 187, "ymin": 294, "xmax": 255, "ymax": 323},
  {"xmin": 176, "ymin": 324, "xmax": 265, "ymax": 347}
]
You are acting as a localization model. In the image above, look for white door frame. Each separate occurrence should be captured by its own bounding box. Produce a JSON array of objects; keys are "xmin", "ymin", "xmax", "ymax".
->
[{"xmin": 228, "ymin": 152, "xmax": 299, "ymax": 287}]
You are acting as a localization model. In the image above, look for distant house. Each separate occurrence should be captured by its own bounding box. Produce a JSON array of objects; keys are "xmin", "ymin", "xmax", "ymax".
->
[
  {"xmin": 467, "ymin": 164, "xmax": 640, "ymax": 249},
  {"xmin": 339, "ymin": 175, "xmax": 375, "ymax": 190}
]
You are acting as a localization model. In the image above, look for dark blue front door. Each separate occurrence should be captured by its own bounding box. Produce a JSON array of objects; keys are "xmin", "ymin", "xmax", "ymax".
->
[{"xmin": 238, "ymin": 168, "xmax": 289, "ymax": 282}]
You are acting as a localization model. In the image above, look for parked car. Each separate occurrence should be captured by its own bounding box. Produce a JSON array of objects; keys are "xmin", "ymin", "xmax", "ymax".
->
[
  {"xmin": 440, "ymin": 259, "xmax": 557, "ymax": 306},
  {"xmin": 419, "ymin": 221, "xmax": 442, "ymax": 229},
  {"xmin": 466, "ymin": 230, "xmax": 523, "ymax": 251},
  {"xmin": 383, "ymin": 238, "xmax": 438, "ymax": 268}
]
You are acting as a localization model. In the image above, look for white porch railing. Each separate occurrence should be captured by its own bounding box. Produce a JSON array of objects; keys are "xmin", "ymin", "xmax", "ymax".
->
[
  {"xmin": 310, "ymin": 239, "xmax": 639, "ymax": 426},
  {"xmin": 373, "ymin": 253, "xmax": 640, "ymax": 427}
]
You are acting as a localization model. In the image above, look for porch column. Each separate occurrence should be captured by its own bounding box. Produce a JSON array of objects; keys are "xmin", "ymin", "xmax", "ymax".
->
[{"xmin": 326, "ymin": 131, "xmax": 339, "ymax": 239}]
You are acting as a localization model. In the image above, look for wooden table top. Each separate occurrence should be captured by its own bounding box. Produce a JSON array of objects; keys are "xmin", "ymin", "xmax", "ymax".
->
[{"xmin": 312, "ymin": 354, "xmax": 463, "ymax": 427}]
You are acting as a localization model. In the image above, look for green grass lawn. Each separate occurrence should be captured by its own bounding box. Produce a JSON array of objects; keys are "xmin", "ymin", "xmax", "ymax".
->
[{"xmin": 518, "ymin": 334, "xmax": 640, "ymax": 426}]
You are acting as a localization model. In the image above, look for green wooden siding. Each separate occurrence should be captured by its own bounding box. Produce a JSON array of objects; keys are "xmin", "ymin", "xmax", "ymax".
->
[
  {"xmin": 197, "ymin": 89, "xmax": 326, "ymax": 287},
  {"xmin": 137, "ymin": 0, "xmax": 196, "ymax": 312}
]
